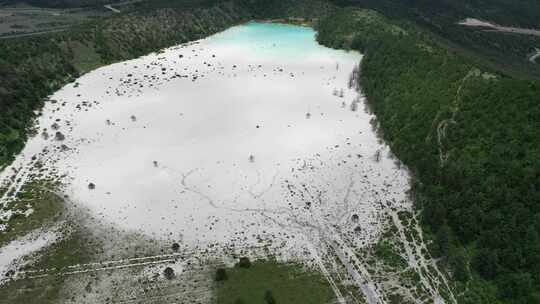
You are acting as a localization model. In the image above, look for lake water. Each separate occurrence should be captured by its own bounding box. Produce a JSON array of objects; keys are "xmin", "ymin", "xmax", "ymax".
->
[{"xmin": 1, "ymin": 22, "xmax": 410, "ymax": 258}]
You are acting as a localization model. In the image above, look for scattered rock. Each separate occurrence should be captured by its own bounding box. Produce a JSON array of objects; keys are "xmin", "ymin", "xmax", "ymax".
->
[{"xmin": 54, "ymin": 131, "xmax": 65, "ymax": 141}]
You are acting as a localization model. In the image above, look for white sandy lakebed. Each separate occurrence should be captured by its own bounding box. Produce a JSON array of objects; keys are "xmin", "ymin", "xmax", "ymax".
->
[{"xmin": 0, "ymin": 22, "xmax": 414, "ymax": 302}]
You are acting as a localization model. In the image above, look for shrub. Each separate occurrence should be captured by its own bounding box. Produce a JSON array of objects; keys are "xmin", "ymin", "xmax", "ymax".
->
[
  {"xmin": 215, "ymin": 268, "xmax": 228, "ymax": 281},
  {"xmin": 163, "ymin": 267, "xmax": 175, "ymax": 280},
  {"xmin": 237, "ymin": 257, "xmax": 251, "ymax": 268}
]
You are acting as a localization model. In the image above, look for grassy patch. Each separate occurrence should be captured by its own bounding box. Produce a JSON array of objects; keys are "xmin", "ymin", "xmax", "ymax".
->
[
  {"xmin": 0, "ymin": 181, "xmax": 64, "ymax": 247},
  {"xmin": 0, "ymin": 228, "xmax": 94, "ymax": 304},
  {"xmin": 374, "ymin": 240, "xmax": 407, "ymax": 270},
  {"xmin": 31, "ymin": 229, "xmax": 94, "ymax": 271},
  {"xmin": 67, "ymin": 41, "xmax": 103, "ymax": 74},
  {"xmin": 216, "ymin": 261, "xmax": 335, "ymax": 304}
]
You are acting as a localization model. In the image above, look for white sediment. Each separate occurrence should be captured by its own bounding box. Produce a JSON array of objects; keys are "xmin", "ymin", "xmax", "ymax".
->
[
  {"xmin": 0, "ymin": 227, "xmax": 60, "ymax": 284},
  {"xmin": 0, "ymin": 23, "xmax": 414, "ymax": 303}
]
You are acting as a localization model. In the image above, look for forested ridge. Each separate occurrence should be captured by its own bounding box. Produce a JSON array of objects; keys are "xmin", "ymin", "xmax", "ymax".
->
[
  {"xmin": 332, "ymin": 0, "xmax": 540, "ymax": 28},
  {"xmin": 329, "ymin": 0, "xmax": 540, "ymax": 80},
  {"xmin": 317, "ymin": 9, "xmax": 540, "ymax": 303}
]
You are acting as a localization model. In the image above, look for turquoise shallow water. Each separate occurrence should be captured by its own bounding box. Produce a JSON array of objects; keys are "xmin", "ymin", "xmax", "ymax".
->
[{"xmin": 209, "ymin": 22, "xmax": 332, "ymax": 59}]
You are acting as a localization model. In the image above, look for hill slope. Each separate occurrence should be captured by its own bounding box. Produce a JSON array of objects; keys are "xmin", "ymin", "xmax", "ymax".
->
[{"xmin": 317, "ymin": 8, "xmax": 540, "ymax": 303}]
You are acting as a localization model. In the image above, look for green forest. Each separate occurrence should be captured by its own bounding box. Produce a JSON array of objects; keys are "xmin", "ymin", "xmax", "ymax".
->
[
  {"xmin": 330, "ymin": 0, "xmax": 540, "ymax": 79},
  {"xmin": 0, "ymin": 36, "xmax": 76, "ymax": 168},
  {"xmin": 317, "ymin": 8, "xmax": 540, "ymax": 303}
]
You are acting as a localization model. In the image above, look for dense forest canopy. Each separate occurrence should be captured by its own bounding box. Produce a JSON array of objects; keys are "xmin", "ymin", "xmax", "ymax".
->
[
  {"xmin": 330, "ymin": 0, "xmax": 540, "ymax": 28},
  {"xmin": 317, "ymin": 8, "xmax": 540, "ymax": 303},
  {"xmin": 4, "ymin": 0, "xmax": 540, "ymax": 29},
  {"xmin": 329, "ymin": 0, "xmax": 540, "ymax": 79}
]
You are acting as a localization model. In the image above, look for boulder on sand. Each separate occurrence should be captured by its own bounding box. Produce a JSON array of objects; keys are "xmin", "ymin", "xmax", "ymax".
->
[{"xmin": 55, "ymin": 131, "xmax": 65, "ymax": 141}]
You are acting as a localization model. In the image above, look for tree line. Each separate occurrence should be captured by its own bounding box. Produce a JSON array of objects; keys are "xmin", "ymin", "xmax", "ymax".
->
[{"xmin": 317, "ymin": 8, "xmax": 540, "ymax": 303}]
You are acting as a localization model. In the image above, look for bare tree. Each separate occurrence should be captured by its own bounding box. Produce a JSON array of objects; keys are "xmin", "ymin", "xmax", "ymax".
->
[{"xmin": 374, "ymin": 150, "xmax": 382, "ymax": 162}]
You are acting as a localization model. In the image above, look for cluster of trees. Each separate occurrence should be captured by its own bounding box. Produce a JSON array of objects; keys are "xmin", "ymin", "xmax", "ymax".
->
[
  {"xmin": 318, "ymin": 8, "xmax": 539, "ymax": 303},
  {"xmin": 330, "ymin": 0, "xmax": 540, "ymax": 28},
  {"xmin": 329, "ymin": 0, "xmax": 540, "ymax": 79},
  {"xmin": 237, "ymin": 0, "xmax": 332, "ymax": 20},
  {"xmin": 0, "ymin": 36, "xmax": 77, "ymax": 168}
]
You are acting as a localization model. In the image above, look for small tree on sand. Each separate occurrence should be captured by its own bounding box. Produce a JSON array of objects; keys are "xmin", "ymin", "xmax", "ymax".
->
[
  {"xmin": 237, "ymin": 257, "xmax": 251, "ymax": 268},
  {"xmin": 163, "ymin": 267, "xmax": 175, "ymax": 280}
]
